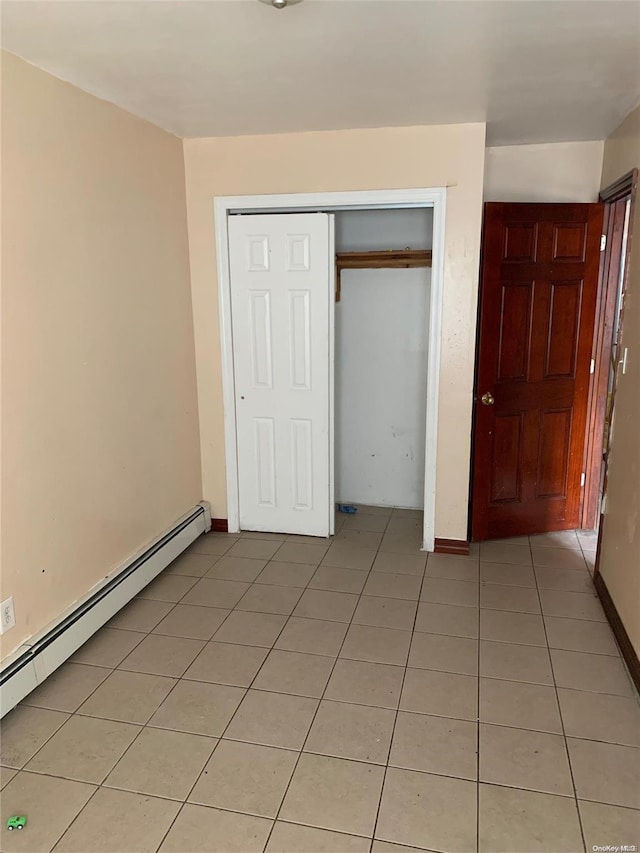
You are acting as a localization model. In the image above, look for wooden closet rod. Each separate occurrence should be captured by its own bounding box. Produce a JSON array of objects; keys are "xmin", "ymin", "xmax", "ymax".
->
[{"xmin": 335, "ymin": 249, "xmax": 432, "ymax": 301}]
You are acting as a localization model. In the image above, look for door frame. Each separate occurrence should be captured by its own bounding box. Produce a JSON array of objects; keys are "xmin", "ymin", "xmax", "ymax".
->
[
  {"xmin": 214, "ymin": 187, "xmax": 447, "ymax": 551},
  {"xmin": 581, "ymin": 169, "xmax": 637, "ymax": 532}
]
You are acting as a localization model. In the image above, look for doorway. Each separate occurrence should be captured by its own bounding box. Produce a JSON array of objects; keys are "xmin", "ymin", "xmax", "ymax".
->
[
  {"xmin": 582, "ymin": 171, "xmax": 637, "ymax": 543},
  {"xmin": 334, "ymin": 208, "xmax": 433, "ymax": 512},
  {"xmin": 471, "ymin": 202, "xmax": 605, "ymax": 541},
  {"xmin": 215, "ymin": 188, "xmax": 446, "ymax": 551},
  {"xmin": 470, "ymin": 185, "xmax": 636, "ymax": 544},
  {"xmin": 585, "ymin": 170, "xmax": 637, "ymax": 579}
]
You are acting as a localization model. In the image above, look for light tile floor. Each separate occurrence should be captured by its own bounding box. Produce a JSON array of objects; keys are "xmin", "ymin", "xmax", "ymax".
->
[{"xmin": 2, "ymin": 508, "xmax": 639, "ymax": 852}]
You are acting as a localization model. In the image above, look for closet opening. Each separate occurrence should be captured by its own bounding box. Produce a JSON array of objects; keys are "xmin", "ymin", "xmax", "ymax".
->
[{"xmin": 333, "ymin": 208, "xmax": 434, "ymax": 516}]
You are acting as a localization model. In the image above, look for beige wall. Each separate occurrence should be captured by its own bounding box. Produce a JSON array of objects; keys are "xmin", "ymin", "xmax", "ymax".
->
[
  {"xmin": 597, "ymin": 106, "xmax": 640, "ymax": 657},
  {"xmin": 183, "ymin": 122, "xmax": 486, "ymax": 539},
  {"xmin": 484, "ymin": 141, "xmax": 604, "ymax": 202},
  {"xmin": 1, "ymin": 53, "xmax": 201, "ymax": 660}
]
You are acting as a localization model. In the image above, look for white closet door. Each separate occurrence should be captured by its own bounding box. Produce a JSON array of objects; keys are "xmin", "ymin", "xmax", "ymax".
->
[{"xmin": 229, "ymin": 213, "xmax": 332, "ymax": 535}]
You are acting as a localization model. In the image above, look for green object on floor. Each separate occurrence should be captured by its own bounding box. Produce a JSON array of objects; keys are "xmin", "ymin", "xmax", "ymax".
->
[{"xmin": 6, "ymin": 816, "xmax": 27, "ymax": 831}]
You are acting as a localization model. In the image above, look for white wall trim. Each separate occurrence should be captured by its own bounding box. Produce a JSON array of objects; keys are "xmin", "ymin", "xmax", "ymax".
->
[
  {"xmin": 422, "ymin": 190, "xmax": 446, "ymax": 551},
  {"xmin": 214, "ymin": 208, "xmax": 241, "ymax": 533},
  {"xmin": 328, "ymin": 213, "xmax": 336, "ymax": 537},
  {"xmin": 214, "ymin": 187, "xmax": 447, "ymax": 551}
]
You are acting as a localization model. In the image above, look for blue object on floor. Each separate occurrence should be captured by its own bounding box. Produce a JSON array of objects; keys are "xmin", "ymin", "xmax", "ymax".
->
[{"xmin": 337, "ymin": 504, "xmax": 358, "ymax": 514}]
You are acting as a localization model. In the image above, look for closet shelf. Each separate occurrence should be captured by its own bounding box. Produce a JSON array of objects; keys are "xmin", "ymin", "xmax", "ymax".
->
[{"xmin": 335, "ymin": 249, "xmax": 432, "ymax": 300}]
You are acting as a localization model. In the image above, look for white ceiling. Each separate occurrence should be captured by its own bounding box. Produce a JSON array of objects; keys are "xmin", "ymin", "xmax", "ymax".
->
[{"xmin": 2, "ymin": 0, "xmax": 639, "ymax": 145}]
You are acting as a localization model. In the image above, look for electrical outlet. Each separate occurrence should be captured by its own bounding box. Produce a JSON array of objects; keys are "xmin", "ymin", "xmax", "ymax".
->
[{"xmin": 1, "ymin": 597, "xmax": 16, "ymax": 634}]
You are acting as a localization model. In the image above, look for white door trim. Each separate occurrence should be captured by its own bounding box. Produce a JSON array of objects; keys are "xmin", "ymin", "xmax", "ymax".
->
[{"xmin": 214, "ymin": 187, "xmax": 447, "ymax": 551}]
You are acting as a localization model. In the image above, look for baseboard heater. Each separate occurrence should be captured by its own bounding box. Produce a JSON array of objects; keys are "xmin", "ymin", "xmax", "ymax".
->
[{"xmin": 0, "ymin": 502, "xmax": 211, "ymax": 718}]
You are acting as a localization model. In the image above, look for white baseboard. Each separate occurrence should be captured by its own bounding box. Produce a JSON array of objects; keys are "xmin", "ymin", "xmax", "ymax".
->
[{"xmin": 0, "ymin": 502, "xmax": 211, "ymax": 717}]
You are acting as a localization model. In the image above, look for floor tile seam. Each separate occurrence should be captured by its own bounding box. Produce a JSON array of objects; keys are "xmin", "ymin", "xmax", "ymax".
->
[
  {"xmin": 223, "ymin": 598, "xmax": 377, "ymax": 627},
  {"xmin": 536, "ymin": 587, "xmax": 603, "ymax": 599},
  {"xmin": 530, "ymin": 561, "xmax": 593, "ymax": 573},
  {"xmin": 477, "ymin": 603, "xmax": 545, "ymax": 615},
  {"xmin": 73, "ymin": 622, "xmax": 152, "ymax": 670},
  {"xmin": 476, "ymin": 720, "xmax": 640, "ymax": 749},
  {"xmin": 66, "ymin": 569, "xmax": 302, "ymax": 822},
  {"xmin": 260, "ymin": 527, "xmax": 388, "ymax": 853},
  {"xmin": 152, "ymin": 797, "xmax": 187, "ymax": 852},
  {"xmin": 53, "ymin": 672, "xmax": 217, "ymax": 807},
  {"xmin": 8, "ymin": 689, "xmax": 94, "ymax": 775},
  {"xmin": 11, "ymin": 530, "xmax": 439, "ymax": 848},
  {"xmin": 62, "ymin": 662, "xmax": 639, "ymax": 721},
  {"xmin": 16, "ymin": 759, "xmax": 638, "ymax": 813},
  {"xmin": 528, "ymin": 544, "xmax": 584, "ymax": 552},
  {"xmin": 477, "ymin": 554, "xmax": 535, "ymax": 568},
  {"xmin": 167, "ymin": 588, "xmax": 304, "ymax": 852},
  {"xmin": 528, "ymin": 534, "xmax": 588, "ymax": 853},
  {"xmin": 474, "ymin": 578, "xmax": 538, "ymax": 589},
  {"xmin": 172, "ymin": 549, "xmax": 324, "ymax": 653},
  {"xmin": 15, "ymin": 699, "xmax": 640, "ymax": 762},
  {"xmin": 48, "ymin": 782, "xmax": 103, "ymax": 853},
  {"xmin": 148, "ymin": 546, "xmax": 287, "ymax": 853},
  {"xmin": 368, "ymin": 546, "xmax": 431, "ymax": 853},
  {"xmin": 20, "ymin": 658, "xmax": 152, "ymax": 746},
  {"xmin": 478, "ymin": 674, "xmax": 640, "ymax": 702},
  {"xmin": 485, "ymin": 579, "xmax": 593, "ymax": 593},
  {"xmin": 268, "ymin": 814, "xmax": 376, "ymax": 843},
  {"xmin": 113, "ymin": 597, "xmax": 183, "ymax": 633},
  {"xmin": 542, "ymin": 610, "xmax": 612, "ymax": 622},
  {"xmin": 475, "ymin": 634, "xmax": 618, "ymax": 654},
  {"xmin": 545, "ymin": 644, "xmax": 632, "ymax": 663},
  {"xmin": 480, "ymin": 558, "xmax": 590, "ymax": 573},
  {"xmin": 12, "ymin": 612, "xmax": 189, "ymax": 779}
]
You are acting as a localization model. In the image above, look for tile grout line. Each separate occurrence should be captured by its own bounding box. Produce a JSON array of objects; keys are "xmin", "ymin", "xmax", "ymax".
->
[
  {"xmin": 24, "ymin": 683, "xmax": 640, "ymax": 752},
  {"xmin": 48, "ymin": 591, "xmax": 231, "ymax": 848},
  {"xmin": 30, "ymin": 535, "xmax": 251, "ymax": 851},
  {"xmin": 368, "ymin": 525, "xmax": 432, "ymax": 853},
  {"xmin": 527, "ymin": 532, "xmax": 588, "ymax": 853},
  {"xmin": 21, "ymin": 758, "xmax": 618, "ymax": 806},
  {"xmin": 148, "ymin": 582, "xmax": 294, "ymax": 845},
  {"xmin": 25, "ymin": 586, "xmax": 208, "ymax": 849},
  {"xmin": 4, "ymin": 533, "xmax": 369, "ymax": 804},
  {"xmin": 109, "ymin": 593, "xmax": 615, "ymax": 633},
  {"xmin": 73, "ymin": 543, "xmax": 257, "ymax": 806},
  {"xmin": 49, "ymin": 784, "xmax": 103, "ymax": 852},
  {"xmin": 9, "ymin": 626, "xmax": 154, "ymax": 780},
  {"xmin": 153, "ymin": 514, "xmax": 383, "ymax": 852},
  {"xmin": 152, "ymin": 531, "xmax": 339, "ymax": 852},
  {"xmin": 259, "ymin": 507, "xmax": 397, "ymax": 853},
  {"xmin": 8, "ymin": 523, "xmax": 620, "ymax": 852},
  {"xmin": 17, "ymin": 574, "xmax": 633, "ymax": 741},
  {"xmin": 42, "ymin": 691, "xmax": 640, "ymax": 747}
]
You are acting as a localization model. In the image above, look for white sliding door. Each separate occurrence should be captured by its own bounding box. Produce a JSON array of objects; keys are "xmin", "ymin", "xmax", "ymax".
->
[{"xmin": 228, "ymin": 213, "xmax": 332, "ymax": 536}]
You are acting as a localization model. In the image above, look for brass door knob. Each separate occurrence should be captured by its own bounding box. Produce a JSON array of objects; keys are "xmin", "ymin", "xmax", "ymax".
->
[{"xmin": 481, "ymin": 392, "xmax": 495, "ymax": 406}]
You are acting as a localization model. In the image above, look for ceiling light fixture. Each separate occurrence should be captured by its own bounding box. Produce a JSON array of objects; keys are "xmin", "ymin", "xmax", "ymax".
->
[{"xmin": 259, "ymin": 0, "xmax": 303, "ymax": 9}]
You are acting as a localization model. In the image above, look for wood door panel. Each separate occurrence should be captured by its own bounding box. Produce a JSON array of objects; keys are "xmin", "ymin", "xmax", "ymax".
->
[
  {"xmin": 503, "ymin": 223, "xmax": 538, "ymax": 261},
  {"xmin": 472, "ymin": 202, "xmax": 604, "ymax": 540},
  {"xmin": 536, "ymin": 408, "xmax": 572, "ymax": 498},
  {"xmin": 552, "ymin": 223, "xmax": 587, "ymax": 261},
  {"xmin": 545, "ymin": 280, "xmax": 583, "ymax": 379},
  {"xmin": 490, "ymin": 414, "xmax": 523, "ymax": 503},
  {"xmin": 498, "ymin": 283, "xmax": 533, "ymax": 381}
]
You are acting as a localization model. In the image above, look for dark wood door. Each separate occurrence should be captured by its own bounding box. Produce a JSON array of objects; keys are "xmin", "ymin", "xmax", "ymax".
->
[{"xmin": 472, "ymin": 202, "xmax": 605, "ymax": 540}]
